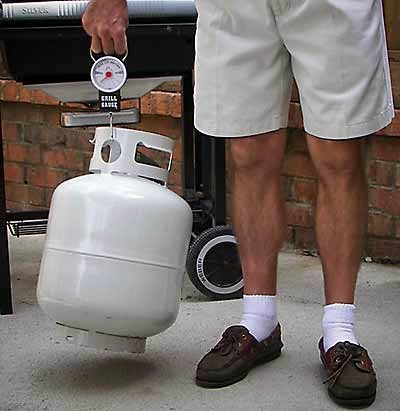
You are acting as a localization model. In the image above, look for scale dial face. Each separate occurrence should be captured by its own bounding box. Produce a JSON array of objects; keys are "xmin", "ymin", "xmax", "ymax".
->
[{"xmin": 90, "ymin": 56, "xmax": 127, "ymax": 93}]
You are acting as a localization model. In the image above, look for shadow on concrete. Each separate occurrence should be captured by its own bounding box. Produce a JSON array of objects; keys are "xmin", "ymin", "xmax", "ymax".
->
[{"xmin": 32, "ymin": 356, "xmax": 158, "ymax": 393}]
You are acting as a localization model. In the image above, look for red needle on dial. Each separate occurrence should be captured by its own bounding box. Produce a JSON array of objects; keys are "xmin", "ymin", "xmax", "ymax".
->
[{"xmin": 100, "ymin": 71, "xmax": 113, "ymax": 83}]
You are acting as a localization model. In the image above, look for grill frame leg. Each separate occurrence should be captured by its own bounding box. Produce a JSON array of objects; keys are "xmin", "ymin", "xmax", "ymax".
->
[
  {"xmin": 0, "ymin": 104, "xmax": 13, "ymax": 315},
  {"xmin": 181, "ymin": 71, "xmax": 196, "ymax": 200}
]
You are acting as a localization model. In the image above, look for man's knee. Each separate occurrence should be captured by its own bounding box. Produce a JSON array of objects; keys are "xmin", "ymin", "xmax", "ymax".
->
[
  {"xmin": 308, "ymin": 137, "xmax": 366, "ymax": 183},
  {"xmin": 229, "ymin": 130, "xmax": 286, "ymax": 175}
]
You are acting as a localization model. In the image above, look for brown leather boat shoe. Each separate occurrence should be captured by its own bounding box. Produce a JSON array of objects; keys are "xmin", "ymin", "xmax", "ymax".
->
[
  {"xmin": 196, "ymin": 324, "xmax": 283, "ymax": 388},
  {"xmin": 319, "ymin": 339, "xmax": 377, "ymax": 407}
]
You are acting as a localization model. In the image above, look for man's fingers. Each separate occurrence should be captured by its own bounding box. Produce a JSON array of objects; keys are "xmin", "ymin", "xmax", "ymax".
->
[
  {"xmin": 91, "ymin": 35, "xmax": 102, "ymax": 54},
  {"xmin": 82, "ymin": 0, "xmax": 129, "ymax": 56},
  {"xmin": 91, "ymin": 29, "xmax": 127, "ymax": 56},
  {"xmin": 113, "ymin": 31, "xmax": 128, "ymax": 56},
  {"xmin": 101, "ymin": 35, "xmax": 115, "ymax": 55}
]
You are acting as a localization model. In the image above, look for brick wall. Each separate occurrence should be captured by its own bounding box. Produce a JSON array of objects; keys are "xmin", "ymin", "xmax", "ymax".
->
[
  {"xmin": 224, "ymin": 102, "xmax": 400, "ymax": 262},
  {"xmin": 0, "ymin": 81, "xmax": 183, "ymax": 211},
  {"xmin": 1, "ymin": 79, "xmax": 400, "ymax": 262},
  {"xmin": 283, "ymin": 104, "xmax": 400, "ymax": 261}
]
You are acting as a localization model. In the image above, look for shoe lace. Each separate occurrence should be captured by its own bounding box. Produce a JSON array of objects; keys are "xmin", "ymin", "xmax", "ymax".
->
[
  {"xmin": 211, "ymin": 332, "xmax": 242, "ymax": 356},
  {"xmin": 323, "ymin": 342, "xmax": 364, "ymax": 386}
]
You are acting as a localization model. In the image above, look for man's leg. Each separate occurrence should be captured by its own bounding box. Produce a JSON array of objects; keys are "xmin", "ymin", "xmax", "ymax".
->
[
  {"xmin": 277, "ymin": 0, "xmax": 391, "ymax": 404},
  {"xmin": 193, "ymin": 0, "xmax": 291, "ymax": 378},
  {"xmin": 306, "ymin": 135, "xmax": 367, "ymax": 307},
  {"xmin": 230, "ymin": 130, "xmax": 287, "ymax": 296},
  {"xmin": 307, "ymin": 135, "xmax": 377, "ymax": 406},
  {"xmin": 307, "ymin": 134, "xmax": 365, "ymax": 350},
  {"xmin": 232, "ymin": 131, "xmax": 286, "ymax": 342},
  {"xmin": 195, "ymin": 130, "xmax": 287, "ymax": 388}
]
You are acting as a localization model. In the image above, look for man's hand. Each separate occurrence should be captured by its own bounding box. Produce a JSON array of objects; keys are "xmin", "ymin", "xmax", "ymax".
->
[{"xmin": 82, "ymin": 0, "xmax": 129, "ymax": 55}]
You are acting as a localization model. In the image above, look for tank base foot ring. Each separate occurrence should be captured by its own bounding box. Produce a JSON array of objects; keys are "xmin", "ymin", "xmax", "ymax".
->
[{"xmin": 55, "ymin": 323, "xmax": 147, "ymax": 353}]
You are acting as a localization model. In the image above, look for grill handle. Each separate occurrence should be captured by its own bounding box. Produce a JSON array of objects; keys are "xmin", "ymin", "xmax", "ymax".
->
[{"xmin": 0, "ymin": 0, "xmax": 196, "ymax": 21}]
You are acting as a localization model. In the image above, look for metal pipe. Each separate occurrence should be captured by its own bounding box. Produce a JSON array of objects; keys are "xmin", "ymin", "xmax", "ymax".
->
[{"xmin": 0, "ymin": 0, "xmax": 196, "ymax": 21}]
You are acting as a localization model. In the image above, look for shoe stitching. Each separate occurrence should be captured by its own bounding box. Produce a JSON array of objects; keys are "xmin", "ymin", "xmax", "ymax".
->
[{"xmin": 324, "ymin": 342, "xmax": 371, "ymax": 387}]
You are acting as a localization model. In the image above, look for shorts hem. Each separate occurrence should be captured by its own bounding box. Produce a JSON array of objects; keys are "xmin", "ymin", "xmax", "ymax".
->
[
  {"xmin": 194, "ymin": 115, "xmax": 288, "ymax": 138},
  {"xmin": 304, "ymin": 107, "xmax": 395, "ymax": 140}
]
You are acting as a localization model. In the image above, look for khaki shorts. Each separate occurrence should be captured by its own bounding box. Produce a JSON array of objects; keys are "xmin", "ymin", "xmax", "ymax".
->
[{"xmin": 194, "ymin": 0, "xmax": 394, "ymax": 139}]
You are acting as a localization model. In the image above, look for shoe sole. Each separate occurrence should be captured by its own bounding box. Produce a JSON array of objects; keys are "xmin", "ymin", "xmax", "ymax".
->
[
  {"xmin": 195, "ymin": 349, "xmax": 282, "ymax": 389},
  {"xmin": 328, "ymin": 389, "xmax": 376, "ymax": 407}
]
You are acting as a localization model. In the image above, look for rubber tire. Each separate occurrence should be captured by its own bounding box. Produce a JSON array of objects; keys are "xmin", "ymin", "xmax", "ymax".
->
[{"xmin": 186, "ymin": 225, "xmax": 243, "ymax": 300}]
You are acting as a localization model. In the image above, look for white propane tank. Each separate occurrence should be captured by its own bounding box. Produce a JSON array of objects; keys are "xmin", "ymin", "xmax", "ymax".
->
[{"xmin": 37, "ymin": 127, "xmax": 193, "ymax": 353}]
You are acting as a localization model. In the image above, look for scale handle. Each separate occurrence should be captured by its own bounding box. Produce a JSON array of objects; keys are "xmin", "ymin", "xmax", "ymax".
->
[{"xmin": 0, "ymin": 0, "xmax": 196, "ymax": 21}]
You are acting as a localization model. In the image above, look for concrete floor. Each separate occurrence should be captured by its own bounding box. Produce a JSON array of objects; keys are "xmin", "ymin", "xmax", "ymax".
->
[{"xmin": 1, "ymin": 234, "xmax": 400, "ymax": 411}]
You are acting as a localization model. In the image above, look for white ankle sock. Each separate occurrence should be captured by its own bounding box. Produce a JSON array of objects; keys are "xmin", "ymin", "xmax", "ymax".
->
[
  {"xmin": 239, "ymin": 295, "xmax": 278, "ymax": 342},
  {"xmin": 322, "ymin": 303, "xmax": 358, "ymax": 351}
]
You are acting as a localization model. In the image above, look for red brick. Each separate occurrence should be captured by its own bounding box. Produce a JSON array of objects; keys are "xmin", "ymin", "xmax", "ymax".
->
[
  {"xmin": 286, "ymin": 129, "xmax": 307, "ymax": 153},
  {"xmin": 61, "ymin": 102, "xmax": 87, "ymax": 110},
  {"xmin": 4, "ymin": 162, "xmax": 24, "ymax": 183},
  {"xmin": 44, "ymin": 93, "xmax": 59, "ymax": 106},
  {"xmin": 0, "ymin": 80, "xmax": 7, "ymax": 93},
  {"xmin": 2, "ymin": 122, "xmax": 22, "ymax": 142},
  {"xmin": 395, "ymin": 220, "xmax": 400, "ymax": 239},
  {"xmin": 66, "ymin": 170, "xmax": 86, "ymax": 180},
  {"xmin": 44, "ymin": 188, "xmax": 54, "ymax": 208},
  {"xmin": 368, "ymin": 160, "xmax": 395, "ymax": 187},
  {"xmin": 18, "ymin": 85, "xmax": 32, "ymax": 104},
  {"xmin": 83, "ymin": 153, "xmax": 94, "ymax": 172},
  {"xmin": 27, "ymin": 166, "xmax": 66, "ymax": 188},
  {"xmin": 5, "ymin": 200, "xmax": 45, "ymax": 212},
  {"xmin": 172, "ymin": 138, "xmax": 182, "ymax": 162},
  {"xmin": 151, "ymin": 91, "xmax": 171, "ymax": 116},
  {"xmin": 134, "ymin": 114, "xmax": 181, "ymax": 140},
  {"xmin": 291, "ymin": 83, "xmax": 300, "ymax": 103},
  {"xmin": 286, "ymin": 226, "xmax": 294, "ymax": 243},
  {"xmin": 293, "ymin": 227, "xmax": 317, "ymax": 251},
  {"xmin": 1, "ymin": 102, "xmax": 40, "ymax": 123},
  {"xmin": 5, "ymin": 200, "xmax": 24, "ymax": 212},
  {"xmin": 370, "ymin": 137, "xmax": 400, "ymax": 162},
  {"xmin": 367, "ymin": 212, "xmax": 394, "ymax": 237},
  {"xmin": 42, "ymin": 149, "xmax": 85, "ymax": 171},
  {"xmin": 23, "ymin": 124, "xmax": 49, "ymax": 145},
  {"xmin": 369, "ymin": 187, "xmax": 400, "ymax": 215},
  {"xmin": 283, "ymin": 152, "xmax": 316, "ymax": 178},
  {"xmin": 282, "ymin": 176, "xmax": 292, "ymax": 199},
  {"xmin": 5, "ymin": 183, "xmax": 45, "ymax": 206},
  {"xmin": 171, "ymin": 93, "xmax": 182, "ymax": 118},
  {"xmin": 4, "ymin": 143, "xmax": 40, "ymax": 164},
  {"xmin": 44, "ymin": 127, "xmax": 67, "ymax": 147},
  {"xmin": 140, "ymin": 94, "xmax": 152, "ymax": 115},
  {"xmin": 31, "ymin": 89, "xmax": 49, "ymax": 105},
  {"xmin": 24, "ymin": 124, "xmax": 67, "ymax": 147},
  {"xmin": 376, "ymin": 110, "xmax": 400, "ymax": 136},
  {"xmin": 65, "ymin": 130, "xmax": 94, "ymax": 152},
  {"xmin": 168, "ymin": 160, "xmax": 183, "ymax": 187},
  {"xmin": 291, "ymin": 178, "xmax": 317, "ymax": 205},
  {"xmin": 136, "ymin": 143, "xmax": 170, "ymax": 168},
  {"xmin": 366, "ymin": 238, "xmax": 400, "ymax": 261},
  {"xmin": 2, "ymin": 81, "xmax": 19, "ymax": 101},
  {"xmin": 396, "ymin": 166, "xmax": 400, "ymax": 188},
  {"xmin": 38, "ymin": 105, "xmax": 61, "ymax": 126},
  {"xmin": 121, "ymin": 99, "xmax": 139, "ymax": 110},
  {"xmin": 286, "ymin": 202, "xmax": 314, "ymax": 227},
  {"xmin": 288, "ymin": 103, "xmax": 303, "ymax": 129}
]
